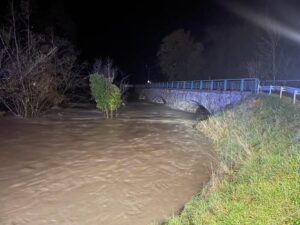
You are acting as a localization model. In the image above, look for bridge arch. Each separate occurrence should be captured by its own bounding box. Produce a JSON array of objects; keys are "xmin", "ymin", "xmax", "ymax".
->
[
  {"xmin": 185, "ymin": 100, "xmax": 211, "ymax": 117},
  {"xmin": 195, "ymin": 104, "xmax": 211, "ymax": 120},
  {"xmin": 137, "ymin": 88, "xmax": 252, "ymax": 114},
  {"xmin": 151, "ymin": 96, "xmax": 167, "ymax": 104}
]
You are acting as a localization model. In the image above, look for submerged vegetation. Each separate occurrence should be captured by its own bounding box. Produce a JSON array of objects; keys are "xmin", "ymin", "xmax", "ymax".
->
[{"xmin": 163, "ymin": 96, "xmax": 300, "ymax": 225}]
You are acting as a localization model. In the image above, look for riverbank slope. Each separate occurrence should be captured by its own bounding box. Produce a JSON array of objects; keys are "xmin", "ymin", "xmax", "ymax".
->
[{"xmin": 164, "ymin": 95, "xmax": 300, "ymax": 225}]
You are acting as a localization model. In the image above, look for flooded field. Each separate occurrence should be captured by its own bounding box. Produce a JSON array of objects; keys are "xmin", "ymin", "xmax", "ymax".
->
[{"xmin": 0, "ymin": 102, "xmax": 215, "ymax": 225}]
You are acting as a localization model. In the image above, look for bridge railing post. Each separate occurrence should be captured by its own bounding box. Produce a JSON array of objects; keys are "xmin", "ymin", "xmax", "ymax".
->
[
  {"xmin": 240, "ymin": 79, "xmax": 244, "ymax": 92},
  {"xmin": 269, "ymin": 85, "xmax": 273, "ymax": 95},
  {"xmin": 293, "ymin": 90, "xmax": 299, "ymax": 104},
  {"xmin": 191, "ymin": 81, "xmax": 194, "ymax": 89},
  {"xmin": 280, "ymin": 87, "xmax": 286, "ymax": 99},
  {"xmin": 224, "ymin": 80, "xmax": 227, "ymax": 91},
  {"xmin": 200, "ymin": 80, "xmax": 203, "ymax": 90},
  {"xmin": 255, "ymin": 79, "xmax": 260, "ymax": 93},
  {"xmin": 210, "ymin": 80, "xmax": 214, "ymax": 91},
  {"xmin": 183, "ymin": 81, "xmax": 186, "ymax": 89}
]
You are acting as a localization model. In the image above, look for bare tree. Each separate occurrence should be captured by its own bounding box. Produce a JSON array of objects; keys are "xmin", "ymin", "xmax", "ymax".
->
[
  {"xmin": 118, "ymin": 74, "xmax": 129, "ymax": 102},
  {"xmin": 257, "ymin": 26, "xmax": 280, "ymax": 82},
  {"xmin": 245, "ymin": 55, "xmax": 263, "ymax": 79},
  {"xmin": 92, "ymin": 57, "xmax": 118, "ymax": 82},
  {"xmin": 51, "ymin": 37, "xmax": 87, "ymax": 102},
  {"xmin": 92, "ymin": 57, "xmax": 129, "ymax": 102},
  {"xmin": 0, "ymin": 1, "xmax": 83, "ymax": 117}
]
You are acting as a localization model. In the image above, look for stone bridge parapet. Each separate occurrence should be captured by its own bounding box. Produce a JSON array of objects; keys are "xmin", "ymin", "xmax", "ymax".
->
[{"xmin": 137, "ymin": 88, "xmax": 252, "ymax": 114}]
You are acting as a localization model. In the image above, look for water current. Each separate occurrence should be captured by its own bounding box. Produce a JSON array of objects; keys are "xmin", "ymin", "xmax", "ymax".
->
[{"xmin": 0, "ymin": 101, "xmax": 215, "ymax": 225}]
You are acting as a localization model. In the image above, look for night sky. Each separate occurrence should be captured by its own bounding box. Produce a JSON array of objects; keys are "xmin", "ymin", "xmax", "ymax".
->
[
  {"xmin": 1, "ymin": 0, "xmax": 300, "ymax": 82},
  {"xmin": 64, "ymin": 0, "xmax": 231, "ymax": 81}
]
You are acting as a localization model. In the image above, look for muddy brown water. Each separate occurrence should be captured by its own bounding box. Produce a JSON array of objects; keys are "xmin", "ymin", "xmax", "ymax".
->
[{"xmin": 0, "ymin": 102, "xmax": 215, "ymax": 225}]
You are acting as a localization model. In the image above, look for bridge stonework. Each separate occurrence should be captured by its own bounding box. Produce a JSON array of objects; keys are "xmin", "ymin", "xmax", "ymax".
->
[{"xmin": 137, "ymin": 88, "xmax": 252, "ymax": 114}]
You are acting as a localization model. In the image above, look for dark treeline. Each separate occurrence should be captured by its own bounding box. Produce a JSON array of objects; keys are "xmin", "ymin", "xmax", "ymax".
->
[
  {"xmin": 157, "ymin": 23, "xmax": 300, "ymax": 81},
  {"xmin": 1, "ymin": 0, "xmax": 299, "ymax": 83},
  {"xmin": 0, "ymin": 0, "xmax": 128, "ymax": 118},
  {"xmin": 155, "ymin": 0, "xmax": 300, "ymax": 82}
]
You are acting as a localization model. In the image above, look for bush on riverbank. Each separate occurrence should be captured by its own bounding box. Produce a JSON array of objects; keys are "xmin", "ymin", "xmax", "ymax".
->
[{"xmin": 163, "ymin": 96, "xmax": 300, "ymax": 225}]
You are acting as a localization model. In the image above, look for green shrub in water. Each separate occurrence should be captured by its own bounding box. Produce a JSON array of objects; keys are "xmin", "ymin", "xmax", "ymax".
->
[{"xmin": 89, "ymin": 73, "xmax": 121, "ymax": 118}]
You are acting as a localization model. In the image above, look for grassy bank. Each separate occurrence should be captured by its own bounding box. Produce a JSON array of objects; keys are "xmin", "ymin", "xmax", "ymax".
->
[{"xmin": 164, "ymin": 95, "xmax": 300, "ymax": 225}]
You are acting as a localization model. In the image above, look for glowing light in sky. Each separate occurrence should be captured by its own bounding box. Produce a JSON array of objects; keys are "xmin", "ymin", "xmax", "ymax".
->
[{"xmin": 220, "ymin": 1, "xmax": 300, "ymax": 44}]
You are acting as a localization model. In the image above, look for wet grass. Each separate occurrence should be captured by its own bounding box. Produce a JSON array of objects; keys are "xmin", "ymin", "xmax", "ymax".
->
[{"xmin": 163, "ymin": 95, "xmax": 300, "ymax": 225}]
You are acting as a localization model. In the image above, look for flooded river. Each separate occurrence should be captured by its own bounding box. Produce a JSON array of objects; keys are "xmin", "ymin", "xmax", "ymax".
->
[{"xmin": 0, "ymin": 102, "xmax": 214, "ymax": 225}]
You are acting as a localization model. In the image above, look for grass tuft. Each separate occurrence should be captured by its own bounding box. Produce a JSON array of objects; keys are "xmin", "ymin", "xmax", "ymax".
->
[{"xmin": 163, "ymin": 95, "xmax": 300, "ymax": 225}]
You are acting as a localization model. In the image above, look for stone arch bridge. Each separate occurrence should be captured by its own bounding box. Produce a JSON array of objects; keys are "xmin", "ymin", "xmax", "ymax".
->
[{"xmin": 136, "ymin": 79, "xmax": 259, "ymax": 114}]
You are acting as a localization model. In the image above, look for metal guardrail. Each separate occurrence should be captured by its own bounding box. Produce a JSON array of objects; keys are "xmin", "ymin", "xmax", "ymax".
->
[
  {"xmin": 139, "ymin": 78, "xmax": 260, "ymax": 92},
  {"xmin": 258, "ymin": 85, "xmax": 300, "ymax": 104},
  {"xmin": 261, "ymin": 80, "xmax": 300, "ymax": 88},
  {"xmin": 134, "ymin": 78, "xmax": 299, "ymax": 104}
]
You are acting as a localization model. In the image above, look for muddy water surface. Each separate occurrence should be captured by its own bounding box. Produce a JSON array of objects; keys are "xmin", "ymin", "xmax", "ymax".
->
[{"xmin": 0, "ymin": 102, "xmax": 214, "ymax": 225}]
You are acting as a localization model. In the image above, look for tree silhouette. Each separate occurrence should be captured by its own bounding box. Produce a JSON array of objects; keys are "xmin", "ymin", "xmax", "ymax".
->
[{"xmin": 157, "ymin": 29, "xmax": 204, "ymax": 81}]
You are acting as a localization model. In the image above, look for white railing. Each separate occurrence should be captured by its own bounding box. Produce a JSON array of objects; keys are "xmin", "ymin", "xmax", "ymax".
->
[
  {"xmin": 261, "ymin": 80, "xmax": 300, "ymax": 88},
  {"xmin": 258, "ymin": 85, "xmax": 300, "ymax": 104}
]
